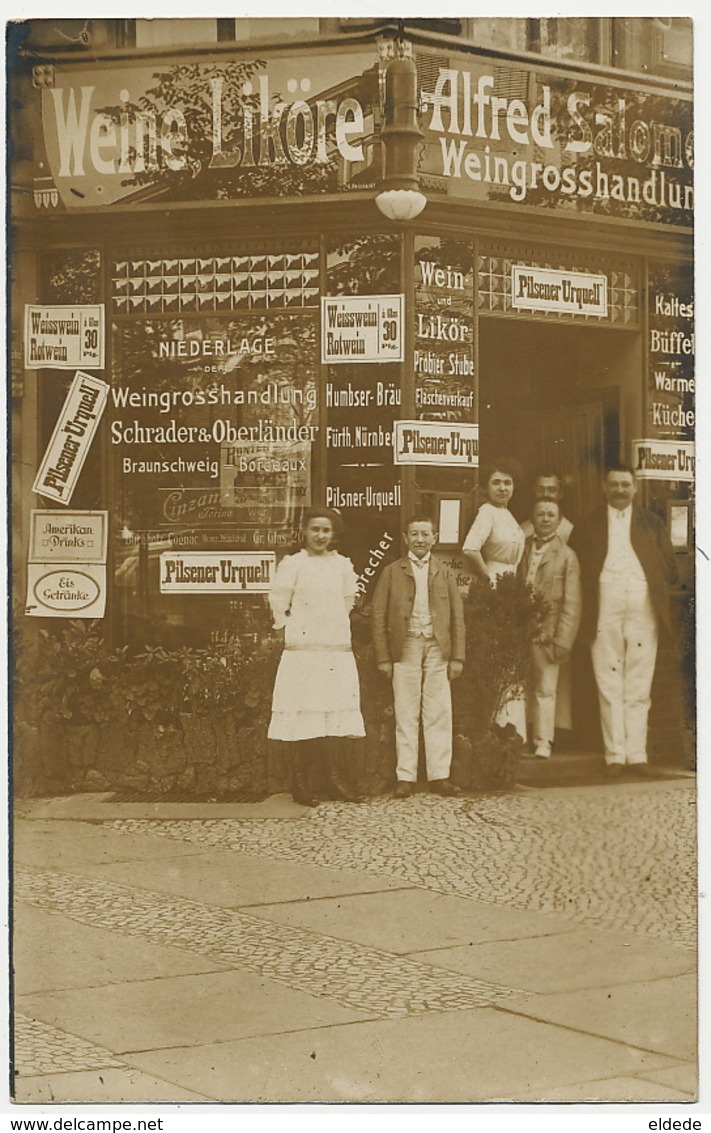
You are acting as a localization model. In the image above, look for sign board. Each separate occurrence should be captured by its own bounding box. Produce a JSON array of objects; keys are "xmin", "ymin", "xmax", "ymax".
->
[
  {"xmin": 393, "ymin": 420, "xmax": 479, "ymax": 466},
  {"xmin": 321, "ymin": 295, "xmax": 404, "ymax": 364},
  {"xmin": 32, "ymin": 371, "xmax": 109, "ymax": 505},
  {"xmin": 26, "ymin": 563, "xmax": 106, "ymax": 618},
  {"xmin": 159, "ymin": 551, "xmax": 276, "ymax": 593},
  {"xmin": 25, "ymin": 305, "xmax": 105, "ymax": 370},
  {"xmin": 29, "ymin": 510, "xmax": 108, "ymax": 564},
  {"xmin": 632, "ymin": 438, "xmax": 695, "ymax": 481},
  {"xmin": 511, "ymin": 266, "xmax": 607, "ymax": 317}
]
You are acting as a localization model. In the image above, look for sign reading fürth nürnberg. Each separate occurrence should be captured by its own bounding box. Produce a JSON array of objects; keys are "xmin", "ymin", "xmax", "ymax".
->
[
  {"xmin": 159, "ymin": 551, "xmax": 276, "ymax": 593},
  {"xmin": 24, "ymin": 305, "xmax": 105, "ymax": 370},
  {"xmin": 321, "ymin": 296, "xmax": 404, "ymax": 364},
  {"xmin": 393, "ymin": 420, "xmax": 479, "ymax": 466},
  {"xmin": 632, "ymin": 438, "xmax": 695, "ymax": 481},
  {"xmin": 32, "ymin": 371, "xmax": 109, "ymax": 505},
  {"xmin": 511, "ymin": 266, "xmax": 607, "ymax": 317}
]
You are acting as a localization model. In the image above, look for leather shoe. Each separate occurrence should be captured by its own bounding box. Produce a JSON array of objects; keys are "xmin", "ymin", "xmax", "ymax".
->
[
  {"xmin": 604, "ymin": 763, "xmax": 624, "ymax": 778},
  {"xmin": 393, "ymin": 781, "xmax": 414, "ymax": 799},
  {"xmin": 429, "ymin": 779, "xmax": 462, "ymax": 797}
]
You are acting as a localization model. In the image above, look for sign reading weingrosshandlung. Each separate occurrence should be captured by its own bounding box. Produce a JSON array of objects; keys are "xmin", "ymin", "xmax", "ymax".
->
[
  {"xmin": 159, "ymin": 552, "xmax": 276, "ymax": 593},
  {"xmin": 25, "ymin": 305, "xmax": 105, "ymax": 369},
  {"xmin": 511, "ymin": 266, "xmax": 607, "ymax": 317},
  {"xmin": 32, "ymin": 372, "xmax": 109, "ymax": 505},
  {"xmin": 321, "ymin": 296, "xmax": 404, "ymax": 364},
  {"xmin": 393, "ymin": 420, "xmax": 479, "ymax": 466}
]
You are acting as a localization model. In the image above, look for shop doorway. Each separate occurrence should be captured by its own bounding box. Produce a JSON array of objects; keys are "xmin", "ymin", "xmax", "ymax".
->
[
  {"xmin": 478, "ymin": 318, "xmax": 642, "ymax": 525},
  {"xmin": 478, "ymin": 317, "xmax": 643, "ymax": 753}
]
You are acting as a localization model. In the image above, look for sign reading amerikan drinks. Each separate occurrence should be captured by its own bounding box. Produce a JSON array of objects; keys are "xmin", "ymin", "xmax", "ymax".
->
[{"xmin": 38, "ymin": 47, "xmax": 691, "ymax": 226}]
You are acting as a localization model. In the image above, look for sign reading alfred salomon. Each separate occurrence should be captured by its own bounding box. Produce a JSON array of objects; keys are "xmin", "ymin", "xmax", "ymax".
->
[
  {"xmin": 321, "ymin": 295, "xmax": 404, "ymax": 364},
  {"xmin": 25, "ymin": 304, "xmax": 105, "ymax": 370},
  {"xmin": 32, "ymin": 371, "xmax": 109, "ymax": 505}
]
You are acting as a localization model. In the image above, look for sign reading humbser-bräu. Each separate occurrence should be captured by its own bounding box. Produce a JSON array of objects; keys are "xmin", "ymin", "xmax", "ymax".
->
[
  {"xmin": 33, "ymin": 371, "xmax": 109, "ymax": 505},
  {"xmin": 632, "ymin": 438, "xmax": 695, "ymax": 481},
  {"xmin": 321, "ymin": 296, "xmax": 404, "ymax": 364},
  {"xmin": 393, "ymin": 420, "xmax": 479, "ymax": 466},
  {"xmin": 25, "ymin": 305, "xmax": 105, "ymax": 369},
  {"xmin": 511, "ymin": 266, "xmax": 607, "ymax": 317},
  {"xmin": 159, "ymin": 551, "xmax": 276, "ymax": 593}
]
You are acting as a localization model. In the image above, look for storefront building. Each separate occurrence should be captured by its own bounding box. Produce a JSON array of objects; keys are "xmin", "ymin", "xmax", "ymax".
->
[{"xmin": 10, "ymin": 18, "xmax": 694, "ymax": 766}]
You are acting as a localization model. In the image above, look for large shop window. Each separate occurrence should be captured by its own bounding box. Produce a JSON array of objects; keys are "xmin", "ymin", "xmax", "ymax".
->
[{"xmin": 111, "ymin": 248, "xmax": 319, "ymax": 648}]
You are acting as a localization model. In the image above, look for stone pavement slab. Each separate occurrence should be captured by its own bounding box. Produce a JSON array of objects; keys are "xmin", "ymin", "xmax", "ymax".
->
[
  {"xmin": 13, "ymin": 819, "xmax": 207, "ymax": 870},
  {"xmin": 18, "ymin": 968, "xmax": 375, "ymax": 1054},
  {"xmin": 13, "ymin": 903, "xmax": 229, "ymax": 995},
  {"xmin": 65, "ymin": 848, "xmax": 409, "ymax": 908},
  {"xmin": 413, "ymin": 927, "xmax": 695, "ymax": 994},
  {"xmin": 14, "ymin": 1068, "xmax": 213, "ymax": 1104},
  {"xmin": 250, "ymin": 888, "xmax": 581, "ymax": 954},
  {"xmin": 16, "ymin": 792, "xmax": 308, "ymax": 822},
  {"xmin": 120, "ymin": 1006, "xmax": 678, "ymax": 1104},
  {"xmin": 505, "ymin": 972, "xmax": 697, "ymax": 1059}
]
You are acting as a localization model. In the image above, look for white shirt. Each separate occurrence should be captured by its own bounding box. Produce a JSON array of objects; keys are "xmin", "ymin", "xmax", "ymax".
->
[
  {"xmin": 601, "ymin": 506, "xmax": 647, "ymax": 583},
  {"xmin": 525, "ymin": 537, "xmax": 554, "ymax": 586},
  {"xmin": 408, "ymin": 552, "xmax": 434, "ymax": 637}
]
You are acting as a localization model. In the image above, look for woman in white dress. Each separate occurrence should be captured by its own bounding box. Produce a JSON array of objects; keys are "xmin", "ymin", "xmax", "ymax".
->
[
  {"xmin": 462, "ymin": 462, "xmax": 527, "ymax": 739},
  {"xmin": 268, "ymin": 507, "xmax": 365, "ymax": 805}
]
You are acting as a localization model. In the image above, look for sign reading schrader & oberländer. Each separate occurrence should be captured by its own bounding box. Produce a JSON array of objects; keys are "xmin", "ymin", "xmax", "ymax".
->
[{"xmin": 511, "ymin": 266, "xmax": 607, "ymax": 317}]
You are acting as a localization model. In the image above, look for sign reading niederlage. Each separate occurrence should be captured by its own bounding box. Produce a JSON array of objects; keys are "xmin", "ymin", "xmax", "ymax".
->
[
  {"xmin": 26, "ymin": 563, "xmax": 106, "ymax": 618},
  {"xmin": 32, "ymin": 372, "xmax": 109, "ymax": 505},
  {"xmin": 393, "ymin": 421, "xmax": 479, "ymax": 466},
  {"xmin": 632, "ymin": 438, "xmax": 695, "ymax": 481},
  {"xmin": 321, "ymin": 296, "xmax": 404, "ymax": 364},
  {"xmin": 159, "ymin": 552, "xmax": 276, "ymax": 593},
  {"xmin": 25, "ymin": 305, "xmax": 105, "ymax": 369},
  {"xmin": 511, "ymin": 266, "xmax": 607, "ymax": 317}
]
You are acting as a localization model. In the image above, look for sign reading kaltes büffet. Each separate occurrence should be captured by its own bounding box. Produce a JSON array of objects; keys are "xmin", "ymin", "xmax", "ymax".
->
[
  {"xmin": 25, "ymin": 305, "xmax": 105, "ymax": 369},
  {"xmin": 33, "ymin": 371, "xmax": 109, "ymax": 505},
  {"xmin": 321, "ymin": 296, "xmax": 404, "ymax": 364}
]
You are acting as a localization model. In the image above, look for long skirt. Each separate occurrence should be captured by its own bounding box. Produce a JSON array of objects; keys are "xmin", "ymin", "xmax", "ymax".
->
[{"xmin": 268, "ymin": 648, "xmax": 365, "ymax": 742}]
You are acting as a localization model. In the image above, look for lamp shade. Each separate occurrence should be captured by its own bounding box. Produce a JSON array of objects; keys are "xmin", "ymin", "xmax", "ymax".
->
[{"xmin": 375, "ymin": 187, "xmax": 427, "ymax": 221}]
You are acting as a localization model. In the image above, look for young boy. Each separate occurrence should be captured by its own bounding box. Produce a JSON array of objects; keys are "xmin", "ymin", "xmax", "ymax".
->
[
  {"xmin": 519, "ymin": 499, "xmax": 582, "ymax": 758},
  {"xmin": 372, "ymin": 515, "xmax": 465, "ymax": 797}
]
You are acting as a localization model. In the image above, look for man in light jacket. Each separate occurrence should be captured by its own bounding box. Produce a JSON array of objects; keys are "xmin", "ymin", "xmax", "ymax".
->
[{"xmin": 519, "ymin": 499, "xmax": 582, "ymax": 758}]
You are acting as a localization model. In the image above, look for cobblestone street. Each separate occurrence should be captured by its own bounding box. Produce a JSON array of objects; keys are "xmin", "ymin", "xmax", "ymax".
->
[{"xmin": 12, "ymin": 778, "xmax": 698, "ymax": 1105}]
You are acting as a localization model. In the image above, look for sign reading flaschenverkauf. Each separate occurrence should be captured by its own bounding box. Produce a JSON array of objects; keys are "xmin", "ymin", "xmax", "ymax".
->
[
  {"xmin": 24, "ymin": 305, "xmax": 105, "ymax": 370},
  {"xmin": 321, "ymin": 296, "xmax": 404, "ymax": 364},
  {"xmin": 32, "ymin": 372, "xmax": 109, "ymax": 505}
]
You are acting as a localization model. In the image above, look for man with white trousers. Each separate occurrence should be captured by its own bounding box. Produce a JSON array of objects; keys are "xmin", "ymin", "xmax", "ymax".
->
[{"xmin": 569, "ymin": 465, "xmax": 678, "ymax": 777}]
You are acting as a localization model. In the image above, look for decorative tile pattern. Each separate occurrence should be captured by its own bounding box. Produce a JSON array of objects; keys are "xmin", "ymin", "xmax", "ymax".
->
[
  {"xmin": 112, "ymin": 252, "xmax": 319, "ymax": 314},
  {"xmin": 14, "ymin": 1015, "xmax": 123, "ymax": 1077},
  {"xmin": 106, "ymin": 786, "xmax": 696, "ymax": 948},
  {"xmin": 16, "ymin": 869, "xmax": 521, "ymax": 1019}
]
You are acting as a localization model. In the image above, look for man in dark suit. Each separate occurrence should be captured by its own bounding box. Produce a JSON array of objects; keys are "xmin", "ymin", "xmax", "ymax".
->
[
  {"xmin": 569, "ymin": 465, "xmax": 678, "ymax": 777},
  {"xmin": 372, "ymin": 515, "xmax": 465, "ymax": 797}
]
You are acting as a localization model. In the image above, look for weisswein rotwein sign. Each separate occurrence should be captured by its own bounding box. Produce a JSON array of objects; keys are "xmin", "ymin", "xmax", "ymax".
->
[
  {"xmin": 25, "ymin": 304, "xmax": 105, "ymax": 369},
  {"xmin": 321, "ymin": 296, "xmax": 404, "ymax": 364}
]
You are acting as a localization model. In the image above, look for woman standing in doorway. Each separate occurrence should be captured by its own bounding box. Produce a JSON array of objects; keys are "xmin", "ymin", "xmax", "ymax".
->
[
  {"xmin": 268, "ymin": 507, "xmax": 365, "ymax": 805},
  {"xmin": 462, "ymin": 461, "xmax": 527, "ymax": 739}
]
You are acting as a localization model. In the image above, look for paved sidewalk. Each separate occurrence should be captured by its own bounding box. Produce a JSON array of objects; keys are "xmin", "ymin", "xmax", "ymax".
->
[{"xmin": 12, "ymin": 780, "xmax": 698, "ymax": 1105}]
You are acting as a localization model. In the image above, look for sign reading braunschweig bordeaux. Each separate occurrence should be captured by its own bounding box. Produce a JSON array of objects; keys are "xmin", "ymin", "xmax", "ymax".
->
[
  {"xmin": 321, "ymin": 296, "xmax": 404, "ymax": 364},
  {"xmin": 25, "ymin": 305, "xmax": 105, "ymax": 370},
  {"xmin": 511, "ymin": 266, "xmax": 607, "ymax": 317},
  {"xmin": 393, "ymin": 421, "xmax": 479, "ymax": 466},
  {"xmin": 29, "ymin": 510, "xmax": 108, "ymax": 564},
  {"xmin": 159, "ymin": 552, "xmax": 276, "ymax": 593},
  {"xmin": 33, "ymin": 372, "xmax": 109, "ymax": 505},
  {"xmin": 632, "ymin": 438, "xmax": 695, "ymax": 481}
]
